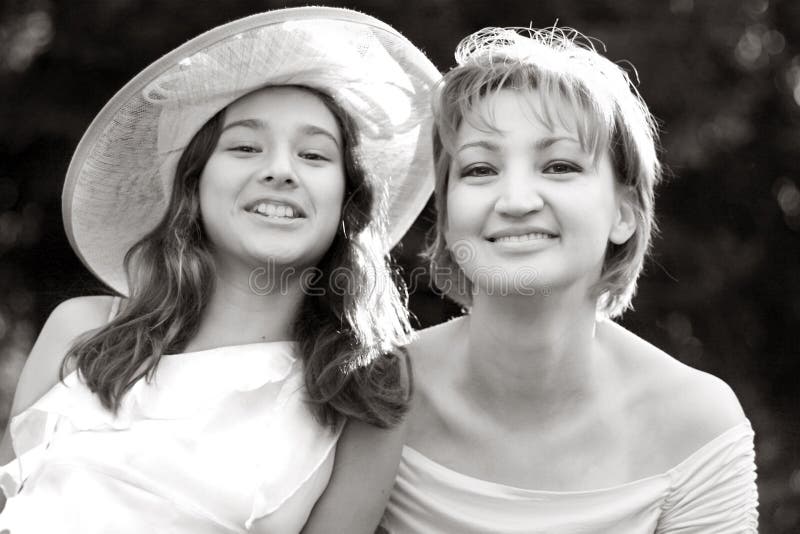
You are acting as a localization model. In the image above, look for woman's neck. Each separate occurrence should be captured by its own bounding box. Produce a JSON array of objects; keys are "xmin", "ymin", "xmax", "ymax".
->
[{"xmin": 458, "ymin": 288, "xmax": 607, "ymax": 423}]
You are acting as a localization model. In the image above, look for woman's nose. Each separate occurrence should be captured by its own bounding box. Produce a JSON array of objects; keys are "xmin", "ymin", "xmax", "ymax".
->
[{"xmin": 494, "ymin": 170, "xmax": 545, "ymax": 217}]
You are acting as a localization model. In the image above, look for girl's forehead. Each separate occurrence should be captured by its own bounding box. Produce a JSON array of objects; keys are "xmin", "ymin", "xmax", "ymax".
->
[{"xmin": 226, "ymin": 87, "xmax": 334, "ymax": 121}]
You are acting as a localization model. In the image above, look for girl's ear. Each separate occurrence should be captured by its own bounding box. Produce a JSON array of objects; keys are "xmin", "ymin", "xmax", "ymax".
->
[{"xmin": 609, "ymin": 190, "xmax": 637, "ymax": 245}]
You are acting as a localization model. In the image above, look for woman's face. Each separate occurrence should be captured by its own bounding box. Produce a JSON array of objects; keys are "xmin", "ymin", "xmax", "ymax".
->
[
  {"xmin": 199, "ymin": 86, "xmax": 346, "ymax": 275},
  {"xmin": 444, "ymin": 88, "xmax": 635, "ymax": 299}
]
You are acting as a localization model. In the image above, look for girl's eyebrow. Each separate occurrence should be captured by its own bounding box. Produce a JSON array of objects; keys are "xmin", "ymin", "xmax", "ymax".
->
[
  {"xmin": 220, "ymin": 120, "xmax": 340, "ymax": 149},
  {"xmin": 301, "ymin": 125, "xmax": 341, "ymax": 150},
  {"xmin": 221, "ymin": 118, "xmax": 265, "ymax": 132}
]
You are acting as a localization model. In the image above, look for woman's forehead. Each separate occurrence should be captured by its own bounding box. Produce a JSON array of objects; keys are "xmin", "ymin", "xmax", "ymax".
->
[{"xmin": 458, "ymin": 88, "xmax": 592, "ymax": 143}]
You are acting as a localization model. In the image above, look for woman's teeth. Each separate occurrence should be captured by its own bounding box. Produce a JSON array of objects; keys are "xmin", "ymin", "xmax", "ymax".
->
[{"xmin": 252, "ymin": 202, "xmax": 299, "ymax": 219}]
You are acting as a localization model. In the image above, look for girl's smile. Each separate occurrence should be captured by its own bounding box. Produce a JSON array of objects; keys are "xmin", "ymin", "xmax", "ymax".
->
[{"xmin": 199, "ymin": 86, "xmax": 346, "ymax": 272}]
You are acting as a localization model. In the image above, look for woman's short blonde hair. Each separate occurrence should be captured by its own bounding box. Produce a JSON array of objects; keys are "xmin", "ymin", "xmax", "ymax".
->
[{"xmin": 427, "ymin": 27, "xmax": 663, "ymax": 318}]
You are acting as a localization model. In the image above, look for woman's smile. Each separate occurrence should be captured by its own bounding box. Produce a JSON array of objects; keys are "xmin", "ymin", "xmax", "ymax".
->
[
  {"xmin": 485, "ymin": 226, "xmax": 559, "ymax": 251},
  {"xmin": 445, "ymin": 88, "xmax": 628, "ymax": 294}
]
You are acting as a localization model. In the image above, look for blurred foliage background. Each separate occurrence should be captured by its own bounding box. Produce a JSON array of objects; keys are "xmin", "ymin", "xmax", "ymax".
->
[{"xmin": 0, "ymin": 0, "xmax": 798, "ymax": 530}]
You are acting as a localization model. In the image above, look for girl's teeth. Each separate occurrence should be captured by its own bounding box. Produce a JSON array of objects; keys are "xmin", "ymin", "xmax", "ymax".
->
[
  {"xmin": 253, "ymin": 202, "xmax": 297, "ymax": 218},
  {"xmin": 497, "ymin": 232, "xmax": 551, "ymax": 243}
]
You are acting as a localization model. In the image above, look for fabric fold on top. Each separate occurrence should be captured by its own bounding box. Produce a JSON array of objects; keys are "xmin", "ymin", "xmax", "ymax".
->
[
  {"xmin": 382, "ymin": 421, "xmax": 757, "ymax": 534},
  {"xmin": 1, "ymin": 341, "xmax": 343, "ymax": 534}
]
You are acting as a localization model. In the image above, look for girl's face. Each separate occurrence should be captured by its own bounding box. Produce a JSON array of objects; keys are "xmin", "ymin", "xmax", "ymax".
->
[
  {"xmin": 445, "ymin": 89, "xmax": 635, "ymax": 299},
  {"xmin": 199, "ymin": 86, "xmax": 346, "ymax": 275}
]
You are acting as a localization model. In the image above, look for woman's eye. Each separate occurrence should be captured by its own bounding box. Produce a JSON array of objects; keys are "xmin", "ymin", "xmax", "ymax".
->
[
  {"xmin": 300, "ymin": 152, "xmax": 330, "ymax": 162},
  {"xmin": 460, "ymin": 164, "xmax": 496, "ymax": 179},
  {"xmin": 544, "ymin": 161, "xmax": 581, "ymax": 174}
]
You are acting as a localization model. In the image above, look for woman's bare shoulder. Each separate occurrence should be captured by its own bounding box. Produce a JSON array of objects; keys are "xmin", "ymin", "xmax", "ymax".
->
[
  {"xmin": 403, "ymin": 316, "xmax": 468, "ymax": 449},
  {"xmin": 407, "ymin": 315, "xmax": 467, "ymax": 368},
  {"xmin": 600, "ymin": 320, "xmax": 747, "ymax": 459},
  {"xmin": 9, "ymin": 295, "xmax": 117, "ymax": 416}
]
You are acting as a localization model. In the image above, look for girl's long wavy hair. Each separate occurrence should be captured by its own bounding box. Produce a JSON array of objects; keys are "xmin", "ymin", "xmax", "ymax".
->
[{"xmin": 62, "ymin": 86, "xmax": 412, "ymax": 429}]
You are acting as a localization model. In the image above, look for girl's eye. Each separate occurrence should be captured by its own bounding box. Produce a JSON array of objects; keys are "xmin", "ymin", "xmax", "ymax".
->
[
  {"xmin": 544, "ymin": 161, "xmax": 581, "ymax": 174},
  {"xmin": 460, "ymin": 164, "xmax": 496, "ymax": 179},
  {"xmin": 229, "ymin": 145, "xmax": 260, "ymax": 153}
]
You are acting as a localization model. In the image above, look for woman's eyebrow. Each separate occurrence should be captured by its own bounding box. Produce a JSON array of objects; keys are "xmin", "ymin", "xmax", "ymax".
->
[
  {"xmin": 534, "ymin": 135, "xmax": 581, "ymax": 150},
  {"xmin": 456, "ymin": 140, "xmax": 501, "ymax": 154}
]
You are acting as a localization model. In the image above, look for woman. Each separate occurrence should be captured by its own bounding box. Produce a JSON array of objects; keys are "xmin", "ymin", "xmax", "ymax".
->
[
  {"xmin": 0, "ymin": 7, "xmax": 439, "ymax": 533},
  {"xmin": 382, "ymin": 27, "xmax": 758, "ymax": 532}
]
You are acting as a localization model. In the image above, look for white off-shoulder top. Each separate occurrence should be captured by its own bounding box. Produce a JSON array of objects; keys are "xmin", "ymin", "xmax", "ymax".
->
[
  {"xmin": 0, "ymin": 339, "xmax": 343, "ymax": 533},
  {"xmin": 382, "ymin": 421, "xmax": 757, "ymax": 533}
]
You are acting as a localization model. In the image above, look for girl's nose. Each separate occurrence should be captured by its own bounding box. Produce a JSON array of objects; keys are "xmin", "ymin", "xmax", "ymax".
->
[{"xmin": 258, "ymin": 149, "xmax": 296, "ymax": 187}]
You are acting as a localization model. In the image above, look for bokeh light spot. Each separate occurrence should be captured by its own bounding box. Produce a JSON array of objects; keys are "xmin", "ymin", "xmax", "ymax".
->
[
  {"xmin": 790, "ymin": 469, "xmax": 800, "ymax": 494},
  {"xmin": 735, "ymin": 26, "xmax": 768, "ymax": 69},
  {"xmin": 744, "ymin": 0, "xmax": 769, "ymax": 17},
  {"xmin": 2, "ymin": 10, "xmax": 54, "ymax": 73},
  {"xmin": 665, "ymin": 312, "xmax": 693, "ymax": 341},
  {"xmin": 763, "ymin": 30, "xmax": 785, "ymax": 55},
  {"xmin": 776, "ymin": 180, "xmax": 800, "ymax": 216},
  {"xmin": 786, "ymin": 64, "xmax": 800, "ymax": 93}
]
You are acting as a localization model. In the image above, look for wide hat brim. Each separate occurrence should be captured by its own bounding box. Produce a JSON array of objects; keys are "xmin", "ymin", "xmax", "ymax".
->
[{"xmin": 63, "ymin": 6, "xmax": 440, "ymax": 296}]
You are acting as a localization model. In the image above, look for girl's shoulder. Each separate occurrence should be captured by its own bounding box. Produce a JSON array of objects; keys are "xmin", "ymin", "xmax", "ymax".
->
[
  {"xmin": 9, "ymin": 295, "xmax": 117, "ymax": 417},
  {"xmin": 598, "ymin": 320, "xmax": 747, "ymax": 466},
  {"xmin": 50, "ymin": 295, "xmax": 118, "ymax": 325},
  {"xmin": 41, "ymin": 296, "xmax": 119, "ymax": 351}
]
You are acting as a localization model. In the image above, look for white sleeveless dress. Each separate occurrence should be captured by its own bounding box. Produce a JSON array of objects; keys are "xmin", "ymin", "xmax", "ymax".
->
[
  {"xmin": 0, "ymin": 304, "xmax": 342, "ymax": 533},
  {"xmin": 382, "ymin": 421, "xmax": 757, "ymax": 533}
]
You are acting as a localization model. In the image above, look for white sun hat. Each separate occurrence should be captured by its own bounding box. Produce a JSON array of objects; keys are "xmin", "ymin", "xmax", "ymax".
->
[{"xmin": 62, "ymin": 6, "xmax": 441, "ymax": 295}]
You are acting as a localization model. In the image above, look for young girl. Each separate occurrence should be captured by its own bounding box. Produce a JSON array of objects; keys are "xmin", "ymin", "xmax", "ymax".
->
[
  {"xmin": 382, "ymin": 27, "xmax": 758, "ymax": 532},
  {"xmin": 0, "ymin": 7, "xmax": 439, "ymax": 533}
]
